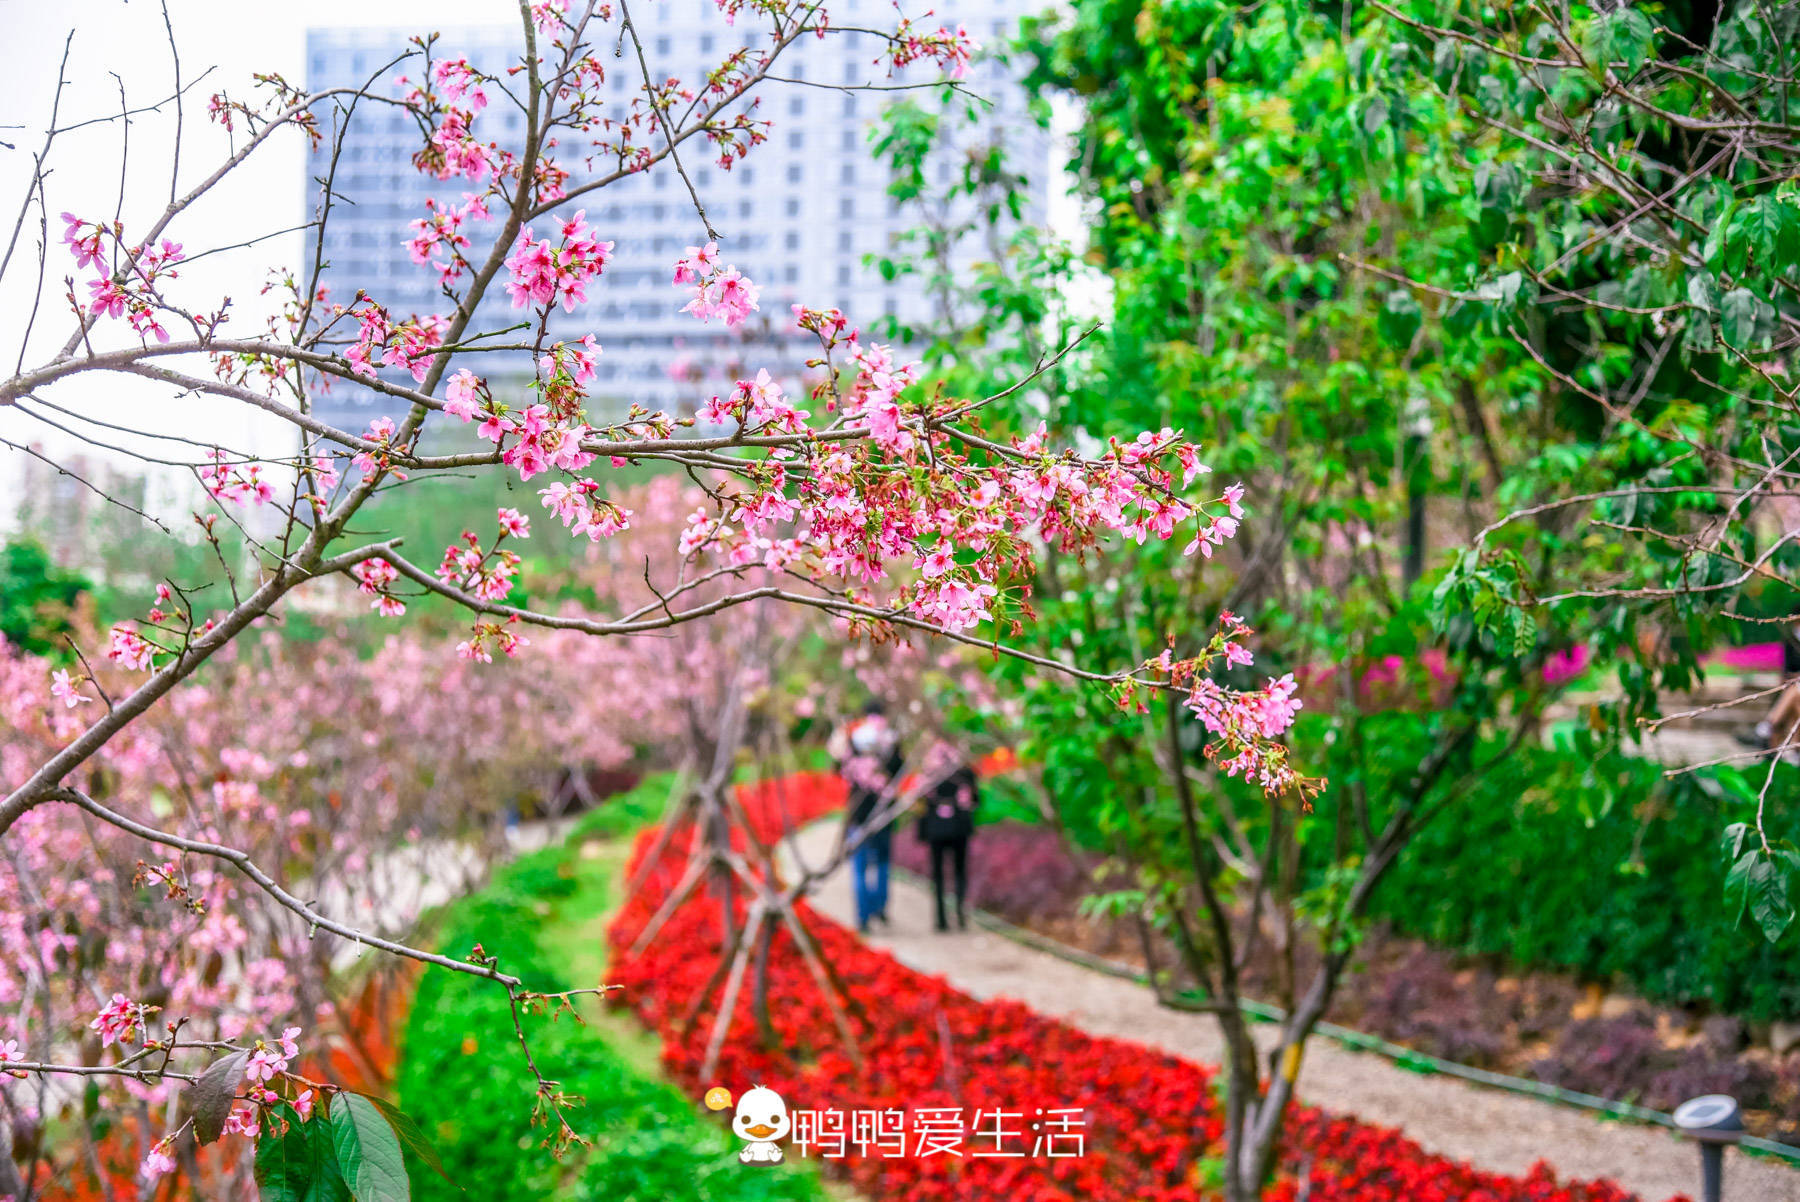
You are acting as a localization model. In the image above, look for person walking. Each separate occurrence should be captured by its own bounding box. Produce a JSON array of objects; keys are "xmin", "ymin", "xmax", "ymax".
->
[
  {"xmin": 918, "ymin": 750, "xmax": 978, "ymax": 932},
  {"xmin": 832, "ymin": 701, "xmax": 903, "ymax": 934}
]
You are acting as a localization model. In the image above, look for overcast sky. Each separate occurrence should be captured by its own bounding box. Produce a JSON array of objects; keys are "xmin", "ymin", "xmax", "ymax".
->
[
  {"xmin": 0, "ymin": 1, "xmax": 1088, "ymax": 533},
  {"xmin": 0, "ymin": 2, "xmax": 521, "ymax": 526}
]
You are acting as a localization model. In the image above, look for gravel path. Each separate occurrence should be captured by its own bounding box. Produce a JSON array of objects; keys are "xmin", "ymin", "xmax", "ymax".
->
[{"xmin": 784, "ymin": 822, "xmax": 1800, "ymax": 1202}]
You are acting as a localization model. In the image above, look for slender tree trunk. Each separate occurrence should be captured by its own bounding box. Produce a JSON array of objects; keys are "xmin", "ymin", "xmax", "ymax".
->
[{"xmin": 750, "ymin": 916, "xmax": 776, "ymax": 1048}]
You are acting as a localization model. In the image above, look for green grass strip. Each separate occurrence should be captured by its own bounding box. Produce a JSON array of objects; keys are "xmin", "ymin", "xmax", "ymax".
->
[{"xmin": 393, "ymin": 774, "xmax": 832, "ymax": 1201}]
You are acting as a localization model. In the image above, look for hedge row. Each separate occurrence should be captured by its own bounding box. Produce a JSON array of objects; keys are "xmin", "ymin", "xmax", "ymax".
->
[{"xmin": 1293, "ymin": 715, "xmax": 1800, "ymax": 1023}]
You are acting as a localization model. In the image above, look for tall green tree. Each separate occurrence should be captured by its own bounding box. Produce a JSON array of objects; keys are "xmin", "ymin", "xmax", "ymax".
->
[
  {"xmin": 1384, "ymin": 0, "xmax": 1800, "ymax": 918},
  {"xmin": 877, "ymin": 0, "xmax": 1782, "ymax": 1193}
]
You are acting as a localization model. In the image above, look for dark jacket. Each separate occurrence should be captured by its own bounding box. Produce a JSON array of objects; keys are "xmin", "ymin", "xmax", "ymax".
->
[
  {"xmin": 917, "ymin": 765, "xmax": 978, "ymax": 845},
  {"xmin": 847, "ymin": 746, "xmax": 904, "ymax": 827}
]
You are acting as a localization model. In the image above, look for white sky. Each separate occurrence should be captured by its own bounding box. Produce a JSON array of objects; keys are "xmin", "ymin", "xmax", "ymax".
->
[
  {"xmin": 0, "ymin": 1, "xmax": 1094, "ymax": 534},
  {"xmin": 0, "ymin": 1, "xmax": 521, "ymax": 531}
]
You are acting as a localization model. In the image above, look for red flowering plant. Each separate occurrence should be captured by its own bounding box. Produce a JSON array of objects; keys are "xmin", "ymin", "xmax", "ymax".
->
[
  {"xmin": 607, "ymin": 772, "xmax": 1679, "ymax": 1202},
  {"xmin": 1, "ymin": 1, "xmax": 1309, "ymax": 1195}
]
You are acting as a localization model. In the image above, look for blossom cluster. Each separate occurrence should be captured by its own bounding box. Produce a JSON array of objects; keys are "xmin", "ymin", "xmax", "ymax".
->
[
  {"xmin": 434, "ymin": 511, "xmax": 529, "ymax": 604},
  {"xmin": 352, "ymin": 557, "xmax": 406, "ymax": 617},
  {"xmin": 884, "ymin": 16, "xmax": 977, "ymax": 80},
  {"xmin": 60, "ymin": 212, "xmax": 185, "ymax": 343},
  {"xmin": 674, "ymin": 241, "xmax": 761, "ymax": 326},
  {"xmin": 504, "ymin": 210, "xmax": 614, "ymax": 312},
  {"xmin": 407, "ymin": 191, "xmax": 491, "ymax": 284},
  {"xmin": 339, "ymin": 300, "xmax": 448, "ymax": 383},
  {"xmin": 200, "ymin": 448, "xmax": 276, "ymax": 507}
]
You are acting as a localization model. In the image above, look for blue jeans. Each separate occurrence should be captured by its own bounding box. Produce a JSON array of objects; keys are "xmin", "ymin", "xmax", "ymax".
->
[{"xmin": 850, "ymin": 823, "xmax": 891, "ymax": 930}]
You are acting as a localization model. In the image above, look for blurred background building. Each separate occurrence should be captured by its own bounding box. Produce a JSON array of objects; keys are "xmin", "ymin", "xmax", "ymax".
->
[{"xmin": 302, "ymin": 2, "xmax": 1050, "ymax": 432}]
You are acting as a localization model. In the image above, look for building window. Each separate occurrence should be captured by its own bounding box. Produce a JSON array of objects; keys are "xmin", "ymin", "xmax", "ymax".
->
[
  {"xmin": 837, "ymin": 230, "xmax": 852, "ymax": 251},
  {"xmin": 789, "ymin": 95, "xmax": 805, "ymax": 115},
  {"xmin": 841, "ymin": 163, "xmax": 855, "ymax": 184},
  {"xmin": 785, "ymin": 232, "xmax": 800, "ymax": 249},
  {"xmin": 788, "ymin": 130, "xmax": 804, "ymax": 148},
  {"xmin": 837, "ymin": 264, "xmax": 851, "ymax": 284},
  {"xmin": 839, "ymin": 197, "xmax": 854, "ymax": 217},
  {"xmin": 784, "ymin": 264, "xmax": 798, "ymax": 282},
  {"xmin": 786, "ymin": 198, "xmax": 801, "ymax": 216},
  {"xmin": 787, "ymin": 163, "xmax": 803, "ymax": 183}
]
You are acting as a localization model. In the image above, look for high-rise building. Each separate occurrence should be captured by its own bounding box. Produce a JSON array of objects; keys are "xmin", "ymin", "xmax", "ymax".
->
[{"xmin": 302, "ymin": 4, "xmax": 1049, "ymax": 433}]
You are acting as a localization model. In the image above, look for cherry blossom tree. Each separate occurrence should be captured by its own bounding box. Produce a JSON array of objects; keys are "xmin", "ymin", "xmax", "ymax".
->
[{"xmin": 0, "ymin": 0, "xmax": 1305, "ymax": 1193}]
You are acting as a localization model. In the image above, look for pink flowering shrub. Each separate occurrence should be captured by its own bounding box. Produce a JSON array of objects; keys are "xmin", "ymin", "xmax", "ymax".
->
[{"xmin": 0, "ymin": 0, "xmax": 1309, "ymax": 1192}]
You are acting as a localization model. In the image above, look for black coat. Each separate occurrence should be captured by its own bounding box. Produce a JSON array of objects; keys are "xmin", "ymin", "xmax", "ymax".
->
[{"xmin": 917, "ymin": 765, "xmax": 978, "ymax": 844}]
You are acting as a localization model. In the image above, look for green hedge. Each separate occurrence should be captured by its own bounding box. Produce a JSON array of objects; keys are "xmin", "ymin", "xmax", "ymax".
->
[
  {"xmin": 1291, "ymin": 714, "xmax": 1800, "ymax": 1023},
  {"xmin": 393, "ymin": 776, "xmax": 828, "ymax": 1201}
]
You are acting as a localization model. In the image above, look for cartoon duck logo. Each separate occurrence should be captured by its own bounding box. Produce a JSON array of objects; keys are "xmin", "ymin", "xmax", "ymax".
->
[{"xmin": 706, "ymin": 1084, "xmax": 791, "ymax": 1165}]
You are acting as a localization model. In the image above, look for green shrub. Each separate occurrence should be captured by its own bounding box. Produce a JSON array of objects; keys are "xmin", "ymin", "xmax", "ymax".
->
[
  {"xmin": 0, "ymin": 540, "xmax": 89, "ymax": 656},
  {"xmin": 1288, "ymin": 714, "xmax": 1800, "ymax": 1022}
]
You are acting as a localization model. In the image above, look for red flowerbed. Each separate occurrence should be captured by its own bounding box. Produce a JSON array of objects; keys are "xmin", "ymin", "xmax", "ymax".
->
[{"xmin": 608, "ymin": 772, "xmax": 1678, "ymax": 1202}]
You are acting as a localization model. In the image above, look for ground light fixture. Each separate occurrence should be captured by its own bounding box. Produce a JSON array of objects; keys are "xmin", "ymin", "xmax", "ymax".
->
[{"xmin": 1672, "ymin": 1093, "xmax": 1744, "ymax": 1202}]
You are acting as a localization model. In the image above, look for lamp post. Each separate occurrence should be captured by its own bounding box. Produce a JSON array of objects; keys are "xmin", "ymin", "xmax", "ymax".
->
[{"xmin": 1673, "ymin": 1094, "xmax": 1744, "ymax": 1202}]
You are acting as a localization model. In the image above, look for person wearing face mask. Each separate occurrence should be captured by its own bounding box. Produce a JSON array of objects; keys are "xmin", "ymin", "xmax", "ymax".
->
[{"xmin": 831, "ymin": 700, "xmax": 903, "ymax": 933}]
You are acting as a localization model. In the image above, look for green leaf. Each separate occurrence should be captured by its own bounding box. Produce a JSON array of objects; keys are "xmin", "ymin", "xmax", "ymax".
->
[
  {"xmin": 362, "ymin": 1095, "xmax": 455, "ymax": 1186},
  {"xmin": 1723, "ymin": 848, "xmax": 1755, "ymax": 926},
  {"xmin": 1585, "ymin": 6, "xmax": 1655, "ymax": 74},
  {"xmin": 1686, "ymin": 271, "xmax": 1721, "ymax": 313},
  {"xmin": 1378, "ymin": 289, "xmax": 1424, "ymax": 348},
  {"xmin": 185, "ymin": 1049, "xmax": 249, "ymax": 1147},
  {"xmin": 1734, "ymin": 196, "xmax": 1794, "ymax": 261},
  {"xmin": 1750, "ymin": 851, "xmax": 1796, "ymax": 942},
  {"xmin": 1720, "ymin": 288, "xmax": 1762, "ymax": 348},
  {"xmin": 256, "ymin": 1105, "xmax": 352, "ymax": 1202},
  {"xmin": 1474, "ymin": 160, "xmax": 1524, "ymax": 215},
  {"xmin": 1725, "ymin": 846, "xmax": 1797, "ymax": 942},
  {"xmin": 1721, "ymin": 822, "xmax": 1752, "ymax": 862},
  {"xmin": 1360, "ymin": 93, "xmax": 1390, "ymax": 136},
  {"xmin": 331, "ymin": 1093, "xmax": 410, "ymax": 1202}
]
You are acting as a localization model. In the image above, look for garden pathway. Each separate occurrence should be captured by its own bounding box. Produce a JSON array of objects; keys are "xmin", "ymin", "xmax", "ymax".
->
[{"xmin": 784, "ymin": 822, "xmax": 1800, "ymax": 1202}]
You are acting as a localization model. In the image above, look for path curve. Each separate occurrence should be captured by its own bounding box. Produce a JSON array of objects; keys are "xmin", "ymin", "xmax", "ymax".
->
[{"xmin": 784, "ymin": 821, "xmax": 1800, "ymax": 1202}]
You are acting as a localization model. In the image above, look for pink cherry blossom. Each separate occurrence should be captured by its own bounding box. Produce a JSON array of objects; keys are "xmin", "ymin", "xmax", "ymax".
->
[
  {"xmin": 504, "ymin": 212, "xmax": 613, "ymax": 312},
  {"xmin": 444, "ymin": 369, "xmax": 485, "ymax": 420},
  {"xmin": 141, "ymin": 1138, "xmax": 178, "ymax": 1179},
  {"xmin": 50, "ymin": 669, "xmax": 89, "ymax": 709},
  {"xmin": 676, "ymin": 243, "xmax": 761, "ymax": 327},
  {"xmin": 90, "ymin": 994, "xmax": 141, "ymax": 1047},
  {"xmin": 106, "ymin": 626, "xmax": 154, "ymax": 672}
]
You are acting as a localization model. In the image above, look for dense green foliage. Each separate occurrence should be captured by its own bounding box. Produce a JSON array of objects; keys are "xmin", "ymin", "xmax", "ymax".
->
[
  {"xmin": 393, "ymin": 777, "xmax": 827, "ymax": 1202},
  {"xmin": 1282, "ymin": 715, "xmax": 1800, "ymax": 1021},
  {"xmin": 878, "ymin": 0, "xmax": 1800, "ymax": 1190},
  {"xmin": 0, "ymin": 540, "xmax": 90, "ymax": 656}
]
